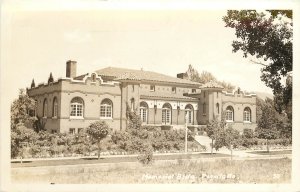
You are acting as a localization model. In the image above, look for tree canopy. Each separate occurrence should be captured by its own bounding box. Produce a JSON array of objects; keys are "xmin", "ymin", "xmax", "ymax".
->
[
  {"xmin": 86, "ymin": 121, "xmax": 111, "ymax": 159},
  {"xmin": 11, "ymin": 89, "xmax": 37, "ymax": 129},
  {"xmin": 186, "ymin": 64, "xmax": 235, "ymax": 91},
  {"xmin": 223, "ymin": 10, "xmax": 292, "ymax": 116}
]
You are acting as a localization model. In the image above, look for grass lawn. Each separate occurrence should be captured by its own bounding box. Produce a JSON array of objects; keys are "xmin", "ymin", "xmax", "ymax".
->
[
  {"xmin": 247, "ymin": 150, "xmax": 292, "ymax": 155},
  {"xmin": 12, "ymin": 158, "xmax": 291, "ymax": 184},
  {"xmin": 11, "ymin": 153, "xmax": 229, "ymax": 168}
]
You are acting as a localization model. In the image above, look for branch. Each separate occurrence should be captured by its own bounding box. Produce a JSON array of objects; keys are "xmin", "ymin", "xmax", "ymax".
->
[{"xmin": 250, "ymin": 59, "xmax": 268, "ymax": 67}]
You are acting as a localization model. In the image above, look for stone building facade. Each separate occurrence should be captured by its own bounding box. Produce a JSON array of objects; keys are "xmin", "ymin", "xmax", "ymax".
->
[{"xmin": 27, "ymin": 60, "xmax": 257, "ymax": 134}]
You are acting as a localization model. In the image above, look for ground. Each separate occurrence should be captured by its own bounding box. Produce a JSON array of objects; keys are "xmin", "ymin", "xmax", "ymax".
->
[{"xmin": 11, "ymin": 149, "xmax": 292, "ymax": 184}]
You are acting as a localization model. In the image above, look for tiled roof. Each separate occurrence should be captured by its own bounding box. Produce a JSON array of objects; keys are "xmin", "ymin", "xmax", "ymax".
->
[
  {"xmin": 141, "ymin": 92, "xmax": 198, "ymax": 100},
  {"xmin": 95, "ymin": 67, "xmax": 200, "ymax": 85},
  {"xmin": 74, "ymin": 73, "xmax": 88, "ymax": 80},
  {"xmin": 201, "ymin": 81, "xmax": 224, "ymax": 89}
]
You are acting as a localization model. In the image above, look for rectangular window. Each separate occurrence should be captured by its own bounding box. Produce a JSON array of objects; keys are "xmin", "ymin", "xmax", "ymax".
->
[
  {"xmin": 185, "ymin": 110, "xmax": 192, "ymax": 124},
  {"xmin": 192, "ymin": 89, "xmax": 196, "ymax": 93},
  {"xmin": 100, "ymin": 105, "xmax": 112, "ymax": 118},
  {"xmin": 69, "ymin": 128, "xmax": 75, "ymax": 134},
  {"xmin": 100, "ymin": 106, "xmax": 106, "ymax": 117},
  {"xmin": 78, "ymin": 128, "xmax": 83, "ymax": 133},
  {"xmin": 226, "ymin": 111, "xmax": 233, "ymax": 121},
  {"xmin": 53, "ymin": 104, "xmax": 58, "ymax": 117},
  {"xmin": 243, "ymin": 112, "xmax": 250, "ymax": 122},
  {"xmin": 106, "ymin": 106, "xmax": 112, "ymax": 117},
  {"xmin": 172, "ymin": 87, "xmax": 176, "ymax": 93},
  {"xmin": 150, "ymin": 85, "xmax": 155, "ymax": 92},
  {"xmin": 43, "ymin": 104, "xmax": 48, "ymax": 117},
  {"xmin": 140, "ymin": 108, "xmax": 147, "ymax": 123},
  {"xmin": 71, "ymin": 105, "xmax": 82, "ymax": 117},
  {"xmin": 162, "ymin": 109, "xmax": 171, "ymax": 124},
  {"xmin": 28, "ymin": 109, "xmax": 36, "ymax": 117}
]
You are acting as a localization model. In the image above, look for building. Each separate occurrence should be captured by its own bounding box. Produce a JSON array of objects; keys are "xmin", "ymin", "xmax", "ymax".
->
[{"xmin": 27, "ymin": 60, "xmax": 257, "ymax": 134}]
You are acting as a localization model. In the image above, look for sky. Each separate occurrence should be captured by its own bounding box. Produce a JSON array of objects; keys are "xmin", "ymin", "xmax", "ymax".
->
[{"xmin": 3, "ymin": 0, "xmax": 297, "ymax": 103}]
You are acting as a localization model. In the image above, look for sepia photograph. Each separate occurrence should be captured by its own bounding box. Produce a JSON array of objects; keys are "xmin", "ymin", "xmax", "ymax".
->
[{"xmin": 1, "ymin": 0, "xmax": 299, "ymax": 192}]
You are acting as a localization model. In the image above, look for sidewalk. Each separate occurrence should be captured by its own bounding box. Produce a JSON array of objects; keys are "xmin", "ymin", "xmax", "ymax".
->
[
  {"xmin": 11, "ymin": 151, "xmax": 207, "ymax": 162},
  {"xmin": 11, "ymin": 148, "xmax": 291, "ymax": 163}
]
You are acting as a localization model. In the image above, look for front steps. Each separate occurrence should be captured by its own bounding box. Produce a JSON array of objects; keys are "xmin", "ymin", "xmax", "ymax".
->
[{"xmin": 194, "ymin": 135, "xmax": 214, "ymax": 153}]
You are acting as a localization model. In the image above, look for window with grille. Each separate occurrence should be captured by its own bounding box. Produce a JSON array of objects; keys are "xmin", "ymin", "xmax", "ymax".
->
[
  {"xmin": 225, "ymin": 106, "xmax": 234, "ymax": 122},
  {"xmin": 100, "ymin": 99, "xmax": 113, "ymax": 118},
  {"xmin": 70, "ymin": 97, "xmax": 84, "ymax": 118},
  {"xmin": 185, "ymin": 105, "xmax": 193, "ymax": 124},
  {"xmin": 69, "ymin": 128, "xmax": 75, "ymax": 134},
  {"xmin": 243, "ymin": 107, "xmax": 251, "ymax": 122},
  {"xmin": 139, "ymin": 102, "xmax": 148, "ymax": 123},
  {"xmin": 162, "ymin": 103, "xmax": 172, "ymax": 125},
  {"xmin": 53, "ymin": 97, "xmax": 58, "ymax": 118}
]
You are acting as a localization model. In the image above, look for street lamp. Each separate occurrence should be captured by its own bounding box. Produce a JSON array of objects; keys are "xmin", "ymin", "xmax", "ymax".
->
[{"xmin": 185, "ymin": 113, "xmax": 188, "ymax": 154}]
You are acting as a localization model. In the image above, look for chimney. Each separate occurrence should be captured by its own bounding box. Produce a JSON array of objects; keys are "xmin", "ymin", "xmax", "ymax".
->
[
  {"xmin": 177, "ymin": 73, "xmax": 189, "ymax": 80},
  {"xmin": 66, "ymin": 60, "xmax": 77, "ymax": 78}
]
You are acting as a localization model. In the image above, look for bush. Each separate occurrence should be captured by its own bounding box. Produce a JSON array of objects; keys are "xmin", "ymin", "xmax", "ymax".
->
[
  {"xmin": 243, "ymin": 129, "xmax": 254, "ymax": 139},
  {"xmin": 137, "ymin": 144, "xmax": 154, "ymax": 165}
]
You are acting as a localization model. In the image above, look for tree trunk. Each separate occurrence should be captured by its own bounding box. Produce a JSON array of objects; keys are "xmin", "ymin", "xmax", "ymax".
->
[
  {"xmin": 97, "ymin": 140, "xmax": 101, "ymax": 160},
  {"xmin": 211, "ymin": 139, "xmax": 213, "ymax": 154},
  {"xmin": 266, "ymin": 139, "xmax": 269, "ymax": 153},
  {"xmin": 230, "ymin": 145, "xmax": 233, "ymax": 161}
]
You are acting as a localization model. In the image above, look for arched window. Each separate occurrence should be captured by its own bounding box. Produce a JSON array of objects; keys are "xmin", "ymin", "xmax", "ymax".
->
[
  {"xmin": 100, "ymin": 99, "xmax": 113, "ymax": 119},
  {"xmin": 225, "ymin": 106, "xmax": 234, "ymax": 122},
  {"xmin": 216, "ymin": 103, "xmax": 220, "ymax": 114},
  {"xmin": 243, "ymin": 107, "xmax": 251, "ymax": 122},
  {"xmin": 185, "ymin": 104, "xmax": 194, "ymax": 124},
  {"xmin": 139, "ymin": 102, "xmax": 148, "ymax": 123},
  {"xmin": 70, "ymin": 97, "xmax": 84, "ymax": 118},
  {"xmin": 53, "ymin": 97, "xmax": 58, "ymax": 118},
  {"xmin": 203, "ymin": 103, "xmax": 206, "ymax": 114},
  {"xmin": 162, "ymin": 103, "xmax": 172, "ymax": 125},
  {"xmin": 43, "ymin": 99, "xmax": 48, "ymax": 117}
]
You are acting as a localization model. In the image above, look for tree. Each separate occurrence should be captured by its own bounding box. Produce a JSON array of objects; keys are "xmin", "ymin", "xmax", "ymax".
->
[
  {"xmin": 206, "ymin": 115, "xmax": 227, "ymax": 154},
  {"xmin": 11, "ymin": 124, "xmax": 38, "ymax": 159},
  {"xmin": 223, "ymin": 10, "xmax": 292, "ymax": 116},
  {"xmin": 223, "ymin": 127, "xmax": 240, "ymax": 160},
  {"xmin": 256, "ymin": 98, "xmax": 280, "ymax": 152},
  {"xmin": 186, "ymin": 64, "xmax": 235, "ymax": 91},
  {"xmin": 86, "ymin": 121, "xmax": 111, "ymax": 159},
  {"xmin": 11, "ymin": 89, "xmax": 37, "ymax": 130},
  {"xmin": 48, "ymin": 72, "xmax": 54, "ymax": 84},
  {"xmin": 33, "ymin": 116, "xmax": 47, "ymax": 133}
]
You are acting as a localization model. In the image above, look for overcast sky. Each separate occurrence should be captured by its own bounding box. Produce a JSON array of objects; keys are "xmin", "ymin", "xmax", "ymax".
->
[{"xmin": 3, "ymin": 0, "xmax": 297, "ymax": 103}]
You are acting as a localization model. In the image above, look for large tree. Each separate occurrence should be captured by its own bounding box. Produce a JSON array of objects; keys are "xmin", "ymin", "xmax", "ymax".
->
[
  {"xmin": 186, "ymin": 64, "xmax": 235, "ymax": 91},
  {"xmin": 256, "ymin": 98, "xmax": 281, "ymax": 152},
  {"xmin": 11, "ymin": 89, "xmax": 37, "ymax": 130},
  {"xmin": 223, "ymin": 10, "xmax": 292, "ymax": 117}
]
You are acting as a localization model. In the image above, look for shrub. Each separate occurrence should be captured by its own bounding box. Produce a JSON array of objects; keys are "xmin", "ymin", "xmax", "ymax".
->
[
  {"xmin": 86, "ymin": 121, "xmax": 111, "ymax": 159},
  {"xmin": 243, "ymin": 129, "xmax": 254, "ymax": 139},
  {"xmin": 137, "ymin": 144, "xmax": 154, "ymax": 165}
]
